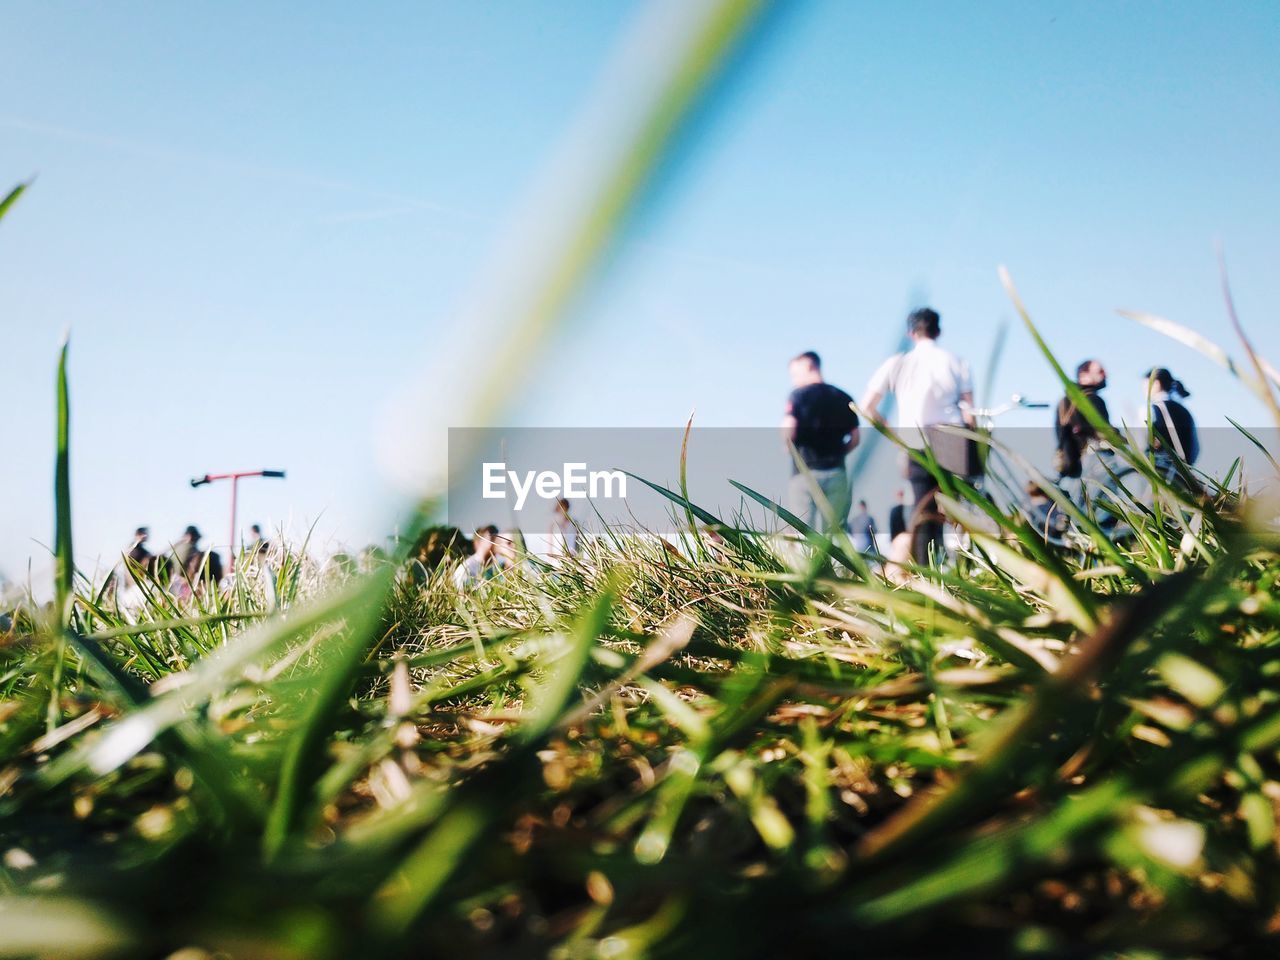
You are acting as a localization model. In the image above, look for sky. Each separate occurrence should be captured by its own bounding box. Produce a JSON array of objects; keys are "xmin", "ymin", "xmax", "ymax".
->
[{"xmin": 2, "ymin": 0, "xmax": 1278, "ymax": 587}]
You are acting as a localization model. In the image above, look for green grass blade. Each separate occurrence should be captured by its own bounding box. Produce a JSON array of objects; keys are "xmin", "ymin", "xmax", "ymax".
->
[
  {"xmin": 0, "ymin": 180, "xmax": 29, "ymax": 222},
  {"xmin": 368, "ymin": 589, "xmax": 613, "ymax": 935},
  {"xmin": 728, "ymin": 478, "xmax": 868, "ymax": 576},
  {"xmin": 625, "ymin": 471, "xmax": 753, "ymax": 553},
  {"xmin": 262, "ymin": 567, "xmax": 395, "ymax": 859},
  {"xmin": 47, "ymin": 335, "xmax": 74, "ymax": 733},
  {"xmin": 37, "ymin": 568, "xmax": 394, "ymax": 789}
]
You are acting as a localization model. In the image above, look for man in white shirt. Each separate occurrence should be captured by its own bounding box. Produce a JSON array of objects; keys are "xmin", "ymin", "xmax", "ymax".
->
[{"xmin": 861, "ymin": 308, "xmax": 974, "ymax": 565}]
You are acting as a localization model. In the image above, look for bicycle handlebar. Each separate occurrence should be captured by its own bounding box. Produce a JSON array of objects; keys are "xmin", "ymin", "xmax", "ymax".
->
[{"xmin": 967, "ymin": 395, "xmax": 1051, "ymax": 419}]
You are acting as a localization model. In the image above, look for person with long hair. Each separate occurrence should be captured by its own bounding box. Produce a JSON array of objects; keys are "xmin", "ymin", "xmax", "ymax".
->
[{"xmin": 1144, "ymin": 368, "xmax": 1198, "ymax": 471}]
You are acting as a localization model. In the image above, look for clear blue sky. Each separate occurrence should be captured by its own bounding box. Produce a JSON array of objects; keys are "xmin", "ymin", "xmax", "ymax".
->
[{"xmin": 3, "ymin": 0, "xmax": 1278, "ymax": 585}]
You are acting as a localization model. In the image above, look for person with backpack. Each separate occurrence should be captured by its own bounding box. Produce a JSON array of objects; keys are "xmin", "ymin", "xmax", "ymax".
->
[
  {"xmin": 1145, "ymin": 367, "xmax": 1199, "ymax": 479},
  {"xmin": 1079, "ymin": 367, "xmax": 1200, "ymax": 537}
]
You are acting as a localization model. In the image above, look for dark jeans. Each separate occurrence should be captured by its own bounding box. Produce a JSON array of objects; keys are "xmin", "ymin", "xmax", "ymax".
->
[{"xmin": 907, "ymin": 459, "xmax": 945, "ymax": 566}]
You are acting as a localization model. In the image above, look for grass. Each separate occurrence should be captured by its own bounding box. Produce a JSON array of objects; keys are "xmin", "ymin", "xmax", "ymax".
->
[
  {"xmin": 6, "ymin": 7, "xmax": 1280, "ymax": 953},
  {"xmin": 5, "ymin": 318, "xmax": 1280, "ymax": 957}
]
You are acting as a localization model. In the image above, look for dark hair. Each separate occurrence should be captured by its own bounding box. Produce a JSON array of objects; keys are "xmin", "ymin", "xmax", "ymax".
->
[
  {"xmin": 251, "ymin": 524, "xmax": 262, "ymax": 535},
  {"xmin": 1075, "ymin": 359, "xmax": 1100, "ymax": 380},
  {"xmin": 476, "ymin": 524, "xmax": 500, "ymax": 538},
  {"xmin": 907, "ymin": 307, "xmax": 941, "ymax": 339},
  {"xmin": 1145, "ymin": 367, "xmax": 1190, "ymax": 399},
  {"xmin": 135, "ymin": 526, "xmax": 148, "ymax": 537},
  {"xmin": 791, "ymin": 350, "xmax": 821, "ymax": 369},
  {"xmin": 184, "ymin": 525, "xmax": 201, "ymax": 540},
  {"xmin": 556, "ymin": 497, "xmax": 570, "ymax": 510}
]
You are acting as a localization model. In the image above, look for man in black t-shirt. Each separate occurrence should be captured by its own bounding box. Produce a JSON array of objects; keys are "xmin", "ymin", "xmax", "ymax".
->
[{"xmin": 781, "ymin": 351, "xmax": 860, "ymax": 531}]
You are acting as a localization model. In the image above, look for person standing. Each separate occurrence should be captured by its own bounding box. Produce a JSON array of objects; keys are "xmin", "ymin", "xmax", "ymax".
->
[
  {"xmin": 849, "ymin": 499, "xmax": 876, "ymax": 554},
  {"xmin": 111, "ymin": 526, "xmax": 154, "ymax": 610},
  {"xmin": 126, "ymin": 526, "xmax": 153, "ymax": 571},
  {"xmin": 548, "ymin": 498, "xmax": 578, "ymax": 559},
  {"xmin": 781, "ymin": 351, "xmax": 860, "ymax": 532},
  {"xmin": 170, "ymin": 525, "xmax": 200, "ymax": 597},
  {"xmin": 861, "ymin": 308, "xmax": 974, "ymax": 565},
  {"xmin": 887, "ymin": 489, "xmax": 907, "ymax": 541},
  {"xmin": 1054, "ymin": 359, "xmax": 1110, "ymax": 481},
  {"xmin": 1144, "ymin": 368, "xmax": 1199, "ymax": 476},
  {"xmin": 247, "ymin": 523, "xmax": 270, "ymax": 558},
  {"xmin": 170, "ymin": 525, "xmax": 222, "ymax": 597}
]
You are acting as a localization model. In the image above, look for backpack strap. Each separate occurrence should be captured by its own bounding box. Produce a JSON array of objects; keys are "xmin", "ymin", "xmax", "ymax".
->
[{"xmin": 1152, "ymin": 398, "xmax": 1188, "ymax": 462}]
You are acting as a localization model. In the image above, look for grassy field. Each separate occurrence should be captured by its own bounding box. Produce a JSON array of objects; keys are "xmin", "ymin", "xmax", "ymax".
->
[
  {"xmin": 5, "ymin": 273, "xmax": 1280, "ymax": 958},
  {"xmin": 5, "ymin": 8, "xmax": 1280, "ymax": 949}
]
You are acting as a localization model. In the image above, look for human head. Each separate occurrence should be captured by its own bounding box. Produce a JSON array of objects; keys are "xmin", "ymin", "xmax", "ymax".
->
[
  {"xmin": 250, "ymin": 524, "xmax": 262, "ymax": 537},
  {"xmin": 134, "ymin": 526, "xmax": 149, "ymax": 541},
  {"xmin": 183, "ymin": 525, "xmax": 201, "ymax": 544},
  {"xmin": 788, "ymin": 351, "xmax": 823, "ymax": 387},
  {"xmin": 473, "ymin": 524, "xmax": 500, "ymax": 558},
  {"xmin": 1144, "ymin": 367, "xmax": 1190, "ymax": 399},
  {"xmin": 555, "ymin": 497, "xmax": 570, "ymax": 519},
  {"xmin": 1076, "ymin": 359, "xmax": 1107, "ymax": 389},
  {"xmin": 496, "ymin": 531, "xmax": 518, "ymax": 562},
  {"xmin": 857, "ymin": 499, "xmax": 868, "ymax": 511},
  {"xmin": 907, "ymin": 307, "xmax": 941, "ymax": 341}
]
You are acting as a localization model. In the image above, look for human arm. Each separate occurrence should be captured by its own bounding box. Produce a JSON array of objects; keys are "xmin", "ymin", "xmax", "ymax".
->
[
  {"xmin": 860, "ymin": 356, "xmax": 898, "ymax": 426},
  {"xmin": 780, "ymin": 412, "xmax": 797, "ymax": 446},
  {"xmin": 781, "ymin": 391, "xmax": 798, "ymax": 447},
  {"xmin": 957, "ymin": 357, "xmax": 976, "ymax": 427}
]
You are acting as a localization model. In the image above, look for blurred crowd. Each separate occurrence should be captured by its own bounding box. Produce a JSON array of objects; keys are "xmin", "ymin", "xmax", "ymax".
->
[
  {"xmin": 781, "ymin": 306, "xmax": 1200, "ymax": 569},
  {"xmin": 111, "ymin": 306, "xmax": 1202, "ymax": 598},
  {"xmin": 111, "ymin": 522, "xmax": 270, "ymax": 604}
]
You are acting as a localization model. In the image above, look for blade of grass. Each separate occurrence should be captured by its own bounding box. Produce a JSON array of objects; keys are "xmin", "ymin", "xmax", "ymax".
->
[
  {"xmin": 367, "ymin": 588, "xmax": 614, "ymax": 935},
  {"xmin": 0, "ymin": 180, "xmax": 29, "ymax": 222},
  {"xmin": 48, "ymin": 335, "xmax": 74, "ymax": 733},
  {"xmin": 729, "ymin": 479, "xmax": 868, "ymax": 576},
  {"xmin": 1218, "ymin": 247, "xmax": 1280, "ymax": 430},
  {"xmin": 37, "ymin": 567, "xmax": 395, "ymax": 788},
  {"xmin": 263, "ymin": 566, "xmax": 396, "ymax": 859},
  {"xmin": 856, "ymin": 569, "xmax": 1200, "ymax": 864}
]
